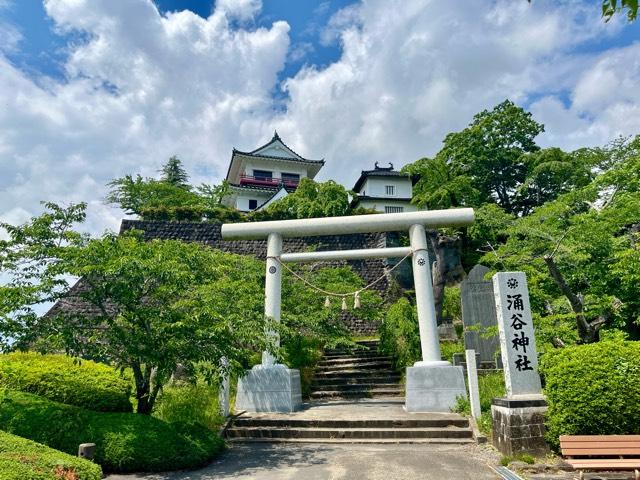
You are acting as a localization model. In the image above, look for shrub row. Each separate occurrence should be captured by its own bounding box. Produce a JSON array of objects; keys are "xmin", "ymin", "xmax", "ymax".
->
[
  {"xmin": 541, "ymin": 340, "xmax": 640, "ymax": 449},
  {"xmin": 0, "ymin": 389, "xmax": 225, "ymax": 473},
  {"xmin": 0, "ymin": 430, "xmax": 102, "ymax": 480},
  {"xmin": 0, "ymin": 353, "xmax": 132, "ymax": 412}
]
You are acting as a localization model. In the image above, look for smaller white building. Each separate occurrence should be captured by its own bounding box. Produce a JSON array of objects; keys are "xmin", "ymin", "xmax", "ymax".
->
[
  {"xmin": 221, "ymin": 132, "xmax": 325, "ymax": 212},
  {"xmin": 351, "ymin": 163, "xmax": 417, "ymax": 213}
]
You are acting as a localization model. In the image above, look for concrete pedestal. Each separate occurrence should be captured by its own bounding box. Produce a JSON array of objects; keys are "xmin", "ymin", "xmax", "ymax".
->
[
  {"xmin": 235, "ymin": 366, "xmax": 302, "ymax": 413},
  {"xmin": 491, "ymin": 396, "xmax": 549, "ymax": 456},
  {"xmin": 405, "ymin": 364, "xmax": 467, "ymax": 412}
]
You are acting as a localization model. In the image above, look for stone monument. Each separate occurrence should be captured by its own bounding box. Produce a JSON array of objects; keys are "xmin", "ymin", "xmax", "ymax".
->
[
  {"xmin": 460, "ymin": 265, "xmax": 500, "ymax": 367},
  {"xmin": 490, "ymin": 272, "xmax": 548, "ymax": 456}
]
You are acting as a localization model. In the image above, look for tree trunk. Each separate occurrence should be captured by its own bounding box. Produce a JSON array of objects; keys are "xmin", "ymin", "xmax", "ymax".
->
[
  {"xmin": 132, "ymin": 362, "xmax": 157, "ymax": 415},
  {"xmin": 543, "ymin": 255, "xmax": 602, "ymax": 343},
  {"xmin": 428, "ymin": 231, "xmax": 465, "ymax": 325}
]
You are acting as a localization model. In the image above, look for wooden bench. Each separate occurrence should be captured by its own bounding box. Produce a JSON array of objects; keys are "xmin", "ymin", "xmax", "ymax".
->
[{"xmin": 560, "ymin": 435, "xmax": 640, "ymax": 480}]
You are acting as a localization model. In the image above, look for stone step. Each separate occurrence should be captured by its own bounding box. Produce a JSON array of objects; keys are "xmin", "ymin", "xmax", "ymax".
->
[
  {"xmin": 323, "ymin": 349, "xmax": 384, "ymax": 356},
  {"xmin": 310, "ymin": 382, "xmax": 400, "ymax": 392},
  {"xmin": 322, "ymin": 353, "xmax": 382, "ymax": 360},
  {"xmin": 226, "ymin": 426, "xmax": 473, "ymax": 440},
  {"xmin": 233, "ymin": 417, "xmax": 469, "ymax": 429},
  {"xmin": 311, "ymin": 376, "xmax": 401, "ymax": 386},
  {"xmin": 313, "ymin": 369, "xmax": 399, "ymax": 379},
  {"xmin": 227, "ymin": 437, "xmax": 475, "ymax": 444},
  {"xmin": 318, "ymin": 356, "xmax": 392, "ymax": 366},
  {"xmin": 316, "ymin": 361, "xmax": 393, "ymax": 371},
  {"xmin": 309, "ymin": 387, "xmax": 404, "ymax": 399}
]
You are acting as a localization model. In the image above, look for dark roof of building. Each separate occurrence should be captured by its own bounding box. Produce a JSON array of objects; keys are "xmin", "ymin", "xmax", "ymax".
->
[
  {"xmin": 236, "ymin": 131, "xmax": 325, "ymax": 163},
  {"xmin": 228, "ymin": 182, "xmax": 297, "ymax": 193},
  {"xmin": 350, "ymin": 195, "xmax": 413, "ymax": 208},
  {"xmin": 352, "ymin": 162, "xmax": 410, "ymax": 192}
]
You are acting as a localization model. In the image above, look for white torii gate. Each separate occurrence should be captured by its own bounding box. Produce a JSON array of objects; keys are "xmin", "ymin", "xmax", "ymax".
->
[{"xmin": 222, "ymin": 208, "xmax": 475, "ymax": 413}]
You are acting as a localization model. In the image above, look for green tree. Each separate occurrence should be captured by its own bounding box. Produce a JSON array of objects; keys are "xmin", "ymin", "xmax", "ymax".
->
[
  {"xmin": 515, "ymin": 147, "xmax": 596, "ymax": 215},
  {"xmin": 482, "ymin": 138, "xmax": 640, "ymax": 344},
  {"xmin": 160, "ymin": 156, "xmax": 189, "ymax": 188},
  {"xmin": 0, "ymin": 203, "xmax": 87, "ymax": 349},
  {"xmin": 1, "ymin": 204, "xmax": 382, "ymax": 414},
  {"xmin": 440, "ymin": 100, "xmax": 544, "ymax": 214},
  {"xmin": 249, "ymin": 178, "xmax": 358, "ymax": 221},
  {"xmin": 402, "ymin": 157, "xmax": 480, "ymax": 209}
]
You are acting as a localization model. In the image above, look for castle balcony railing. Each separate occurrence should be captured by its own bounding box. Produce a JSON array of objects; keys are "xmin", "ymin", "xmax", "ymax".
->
[{"xmin": 239, "ymin": 174, "xmax": 299, "ymax": 188}]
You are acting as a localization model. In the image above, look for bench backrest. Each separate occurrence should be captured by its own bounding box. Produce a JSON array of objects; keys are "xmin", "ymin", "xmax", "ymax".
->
[{"xmin": 561, "ymin": 435, "xmax": 640, "ymax": 457}]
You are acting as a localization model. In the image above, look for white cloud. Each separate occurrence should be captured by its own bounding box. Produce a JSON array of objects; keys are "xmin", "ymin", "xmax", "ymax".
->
[
  {"xmin": 0, "ymin": 0, "xmax": 289, "ymax": 232},
  {"xmin": 1, "ymin": 0, "xmax": 640, "ymax": 236},
  {"xmin": 214, "ymin": 0, "xmax": 261, "ymax": 20}
]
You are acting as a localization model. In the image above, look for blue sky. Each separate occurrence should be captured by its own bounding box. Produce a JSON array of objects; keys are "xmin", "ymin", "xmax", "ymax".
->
[
  {"xmin": 1, "ymin": 0, "xmax": 357, "ymax": 95},
  {"xmin": 0, "ymin": 0, "xmax": 639, "ymax": 234}
]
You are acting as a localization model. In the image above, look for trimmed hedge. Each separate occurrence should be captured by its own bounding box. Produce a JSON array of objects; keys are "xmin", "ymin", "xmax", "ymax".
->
[
  {"xmin": 0, "ymin": 389, "xmax": 225, "ymax": 473},
  {"xmin": 0, "ymin": 430, "xmax": 102, "ymax": 480},
  {"xmin": 0, "ymin": 353, "xmax": 132, "ymax": 412},
  {"xmin": 541, "ymin": 341, "xmax": 640, "ymax": 449}
]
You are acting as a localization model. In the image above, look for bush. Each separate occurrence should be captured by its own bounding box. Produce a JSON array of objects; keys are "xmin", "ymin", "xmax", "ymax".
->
[
  {"xmin": 0, "ymin": 430, "xmax": 102, "ymax": 480},
  {"xmin": 379, "ymin": 297, "xmax": 421, "ymax": 368},
  {"xmin": 455, "ymin": 371, "xmax": 505, "ymax": 435},
  {"xmin": 541, "ymin": 341, "xmax": 640, "ymax": 449},
  {"xmin": 153, "ymin": 381, "xmax": 224, "ymax": 430},
  {"xmin": 0, "ymin": 353, "xmax": 132, "ymax": 412},
  {"xmin": 0, "ymin": 389, "xmax": 224, "ymax": 473}
]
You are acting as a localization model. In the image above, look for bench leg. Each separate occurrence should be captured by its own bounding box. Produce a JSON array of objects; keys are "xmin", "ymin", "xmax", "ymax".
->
[
  {"xmin": 578, "ymin": 471, "xmax": 583, "ymax": 480},
  {"xmin": 635, "ymin": 469, "xmax": 639, "ymax": 480}
]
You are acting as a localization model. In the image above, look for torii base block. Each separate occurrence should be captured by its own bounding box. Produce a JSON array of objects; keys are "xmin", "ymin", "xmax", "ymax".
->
[
  {"xmin": 405, "ymin": 364, "xmax": 467, "ymax": 412},
  {"xmin": 235, "ymin": 365, "xmax": 302, "ymax": 413}
]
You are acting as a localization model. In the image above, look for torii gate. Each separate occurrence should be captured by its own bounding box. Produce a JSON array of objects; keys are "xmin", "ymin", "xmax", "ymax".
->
[{"xmin": 221, "ymin": 208, "xmax": 475, "ymax": 413}]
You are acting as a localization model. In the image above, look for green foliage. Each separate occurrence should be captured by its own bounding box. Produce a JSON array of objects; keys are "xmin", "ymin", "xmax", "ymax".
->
[
  {"xmin": 454, "ymin": 371, "xmax": 505, "ymax": 435},
  {"xmin": 0, "ymin": 389, "xmax": 224, "ymax": 473},
  {"xmin": 602, "ymin": 0, "xmax": 638, "ymax": 21},
  {"xmin": 0, "ymin": 203, "xmax": 87, "ymax": 350},
  {"xmin": 106, "ymin": 157, "xmax": 233, "ymax": 222},
  {"xmin": 0, "ymin": 430, "xmax": 103, "ymax": 480},
  {"xmin": 541, "ymin": 341, "xmax": 640, "ymax": 449},
  {"xmin": 440, "ymin": 340, "xmax": 464, "ymax": 363},
  {"xmin": 481, "ymin": 136, "xmax": 640, "ymax": 343},
  {"xmin": 160, "ymin": 156, "xmax": 189, "ymax": 188},
  {"xmin": 379, "ymin": 297, "xmax": 421, "ymax": 368},
  {"xmin": 500, "ymin": 454, "xmax": 535, "ymax": 466},
  {"xmin": 3, "ymin": 206, "xmax": 375, "ymax": 415},
  {"xmin": 43, "ymin": 234, "xmax": 269, "ymax": 414},
  {"xmin": 0, "ymin": 353, "xmax": 132, "ymax": 412},
  {"xmin": 248, "ymin": 178, "xmax": 357, "ymax": 221},
  {"xmin": 442, "ymin": 286, "xmax": 462, "ymax": 323},
  {"xmin": 153, "ymin": 380, "xmax": 224, "ymax": 431}
]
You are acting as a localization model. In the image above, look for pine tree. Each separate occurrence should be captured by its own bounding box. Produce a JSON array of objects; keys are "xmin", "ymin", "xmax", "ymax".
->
[{"xmin": 160, "ymin": 156, "xmax": 189, "ymax": 188}]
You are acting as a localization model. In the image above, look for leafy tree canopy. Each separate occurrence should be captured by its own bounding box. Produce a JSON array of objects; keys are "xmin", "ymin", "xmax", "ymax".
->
[
  {"xmin": 160, "ymin": 156, "xmax": 189, "ymax": 188},
  {"xmin": 248, "ymin": 178, "xmax": 375, "ymax": 221},
  {"xmin": 481, "ymin": 137, "xmax": 640, "ymax": 345},
  {"xmin": 106, "ymin": 158, "xmax": 235, "ymax": 222},
  {"xmin": 1, "ymin": 203, "xmax": 382, "ymax": 414}
]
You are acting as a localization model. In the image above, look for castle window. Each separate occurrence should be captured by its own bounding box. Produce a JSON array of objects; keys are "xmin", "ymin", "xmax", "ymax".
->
[
  {"xmin": 248, "ymin": 199, "xmax": 258, "ymax": 210},
  {"xmin": 385, "ymin": 185, "xmax": 395, "ymax": 196},
  {"xmin": 253, "ymin": 170, "xmax": 272, "ymax": 180},
  {"xmin": 385, "ymin": 206, "xmax": 404, "ymax": 213}
]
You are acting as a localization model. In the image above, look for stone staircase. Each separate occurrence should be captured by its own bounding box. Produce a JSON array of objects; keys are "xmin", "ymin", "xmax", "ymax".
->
[
  {"xmin": 226, "ymin": 414, "xmax": 475, "ymax": 443},
  {"xmin": 309, "ymin": 340, "xmax": 402, "ymax": 400},
  {"xmin": 225, "ymin": 339, "xmax": 476, "ymax": 444}
]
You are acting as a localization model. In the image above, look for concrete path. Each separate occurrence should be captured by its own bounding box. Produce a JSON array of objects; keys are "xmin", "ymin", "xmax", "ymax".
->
[{"xmin": 106, "ymin": 443, "xmax": 501, "ymax": 480}]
